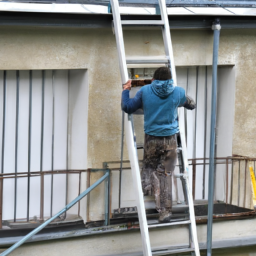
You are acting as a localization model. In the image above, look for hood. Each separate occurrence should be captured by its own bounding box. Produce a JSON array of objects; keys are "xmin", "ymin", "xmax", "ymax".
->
[{"xmin": 151, "ymin": 79, "xmax": 175, "ymax": 98}]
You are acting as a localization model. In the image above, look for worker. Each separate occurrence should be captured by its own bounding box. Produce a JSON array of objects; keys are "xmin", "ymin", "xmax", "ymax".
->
[{"xmin": 121, "ymin": 67, "xmax": 196, "ymax": 223}]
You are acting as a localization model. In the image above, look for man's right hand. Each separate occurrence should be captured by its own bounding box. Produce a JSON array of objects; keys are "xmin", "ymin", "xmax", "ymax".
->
[{"xmin": 123, "ymin": 80, "xmax": 132, "ymax": 90}]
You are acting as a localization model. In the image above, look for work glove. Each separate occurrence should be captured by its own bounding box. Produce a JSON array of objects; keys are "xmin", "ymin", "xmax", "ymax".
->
[{"xmin": 183, "ymin": 95, "xmax": 196, "ymax": 110}]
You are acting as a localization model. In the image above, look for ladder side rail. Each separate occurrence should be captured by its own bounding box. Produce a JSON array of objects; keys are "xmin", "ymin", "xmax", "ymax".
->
[
  {"xmin": 184, "ymin": 174, "xmax": 200, "ymax": 256},
  {"xmin": 178, "ymin": 113, "xmax": 200, "ymax": 256},
  {"xmin": 158, "ymin": 0, "xmax": 192, "ymax": 198},
  {"xmin": 158, "ymin": 1, "xmax": 200, "ymax": 255},
  {"xmin": 176, "ymin": 56, "xmax": 201, "ymax": 256},
  {"xmin": 177, "ymin": 151, "xmax": 188, "ymax": 203},
  {"xmin": 110, "ymin": 1, "xmax": 152, "ymax": 255},
  {"xmin": 158, "ymin": 0, "xmax": 177, "ymax": 85},
  {"xmin": 158, "ymin": 0, "xmax": 191, "ymax": 178},
  {"xmin": 177, "ymin": 112, "xmax": 193, "ymax": 248},
  {"xmin": 125, "ymin": 115, "xmax": 152, "ymax": 256},
  {"xmin": 110, "ymin": 0, "xmax": 128, "ymax": 83}
]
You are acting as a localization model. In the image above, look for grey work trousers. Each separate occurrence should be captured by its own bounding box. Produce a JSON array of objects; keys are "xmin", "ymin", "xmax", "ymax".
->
[{"xmin": 141, "ymin": 133, "xmax": 177, "ymax": 214}]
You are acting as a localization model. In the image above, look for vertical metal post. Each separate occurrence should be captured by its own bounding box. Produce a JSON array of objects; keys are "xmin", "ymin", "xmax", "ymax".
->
[
  {"xmin": 104, "ymin": 169, "xmax": 110, "ymax": 226},
  {"xmin": 1, "ymin": 71, "xmax": 6, "ymax": 228},
  {"xmin": 86, "ymin": 169, "xmax": 91, "ymax": 222},
  {"xmin": 230, "ymin": 159, "xmax": 233, "ymax": 204},
  {"xmin": 192, "ymin": 67, "xmax": 199, "ymax": 200},
  {"xmin": 78, "ymin": 171, "xmax": 81, "ymax": 216},
  {"xmin": 207, "ymin": 19, "xmax": 221, "ymax": 256},
  {"xmin": 0, "ymin": 178, "xmax": 3, "ymax": 229},
  {"xmin": 185, "ymin": 68, "xmax": 189, "ymax": 145},
  {"xmin": 51, "ymin": 70, "xmax": 55, "ymax": 217},
  {"xmin": 108, "ymin": 2, "xmax": 112, "ymax": 13},
  {"xmin": 193, "ymin": 67, "xmax": 199, "ymax": 160},
  {"xmin": 119, "ymin": 111, "xmax": 124, "ymax": 209},
  {"xmin": 1, "ymin": 71, "xmax": 6, "ymax": 175},
  {"xmin": 225, "ymin": 158, "xmax": 228, "ymax": 204},
  {"xmin": 40, "ymin": 172, "xmax": 44, "ymax": 221},
  {"xmin": 40, "ymin": 70, "xmax": 45, "ymax": 221},
  {"xmin": 155, "ymin": 4, "xmax": 160, "ymax": 15},
  {"xmin": 203, "ymin": 67, "xmax": 207, "ymax": 199},
  {"xmin": 14, "ymin": 71, "xmax": 19, "ymax": 222},
  {"xmin": 65, "ymin": 70, "xmax": 70, "ymax": 219},
  {"xmin": 192, "ymin": 159, "xmax": 196, "ymax": 200},
  {"xmin": 238, "ymin": 159, "xmax": 241, "ymax": 206},
  {"xmin": 27, "ymin": 70, "xmax": 32, "ymax": 222},
  {"xmin": 243, "ymin": 160, "xmax": 247, "ymax": 208}
]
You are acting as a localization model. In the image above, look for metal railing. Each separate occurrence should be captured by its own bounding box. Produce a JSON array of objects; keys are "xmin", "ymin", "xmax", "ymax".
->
[
  {"xmin": 0, "ymin": 168, "xmax": 110, "ymax": 229},
  {"xmin": 189, "ymin": 156, "xmax": 256, "ymax": 209},
  {"xmin": 105, "ymin": 156, "xmax": 256, "ymax": 211},
  {"xmin": 0, "ymin": 169, "xmax": 110, "ymax": 256}
]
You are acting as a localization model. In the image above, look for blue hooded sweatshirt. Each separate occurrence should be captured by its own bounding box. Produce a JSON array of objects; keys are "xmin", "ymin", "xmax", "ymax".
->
[{"xmin": 122, "ymin": 79, "xmax": 187, "ymax": 136}]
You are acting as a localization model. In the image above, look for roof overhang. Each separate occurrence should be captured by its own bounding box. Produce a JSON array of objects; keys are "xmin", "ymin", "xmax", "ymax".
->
[{"xmin": 1, "ymin": 11, "xmax": 256, "ymax": 29}]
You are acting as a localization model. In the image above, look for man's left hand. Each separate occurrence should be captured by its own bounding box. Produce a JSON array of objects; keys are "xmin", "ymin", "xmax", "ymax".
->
[{"xmin": 184, "ymin": 95, "xmax": 196, "ymax": 110}]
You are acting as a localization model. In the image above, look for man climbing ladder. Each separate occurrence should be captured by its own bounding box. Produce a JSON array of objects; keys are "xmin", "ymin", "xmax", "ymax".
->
[{"xmin": 122, "ymin": 67, "xmax": 196, "ymax": 222}]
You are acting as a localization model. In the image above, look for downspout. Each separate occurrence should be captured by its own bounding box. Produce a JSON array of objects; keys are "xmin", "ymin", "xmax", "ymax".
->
[{"xmin": 207, "ymin": 18, "xmax": 221, "ymax": 256}]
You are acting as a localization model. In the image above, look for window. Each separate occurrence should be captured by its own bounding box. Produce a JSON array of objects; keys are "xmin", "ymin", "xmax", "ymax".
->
[{"xmin": 0, "ymin": 70, "xmax": 88, "ymax": 226}]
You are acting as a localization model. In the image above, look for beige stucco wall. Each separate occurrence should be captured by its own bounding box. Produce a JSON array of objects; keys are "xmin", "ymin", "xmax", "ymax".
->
[
  {"xmin": 0, "ymin": 27, "xmax": 255, "ymax": 162},
  {"xmin": 0, "ymin": 26, "xmax": 256, "ymax": 220}
]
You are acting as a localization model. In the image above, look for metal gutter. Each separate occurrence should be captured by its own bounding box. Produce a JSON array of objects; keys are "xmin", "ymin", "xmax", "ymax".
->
[{"xmin": 0, "ymin": 12, "xmax": 256, "ymax": 29}]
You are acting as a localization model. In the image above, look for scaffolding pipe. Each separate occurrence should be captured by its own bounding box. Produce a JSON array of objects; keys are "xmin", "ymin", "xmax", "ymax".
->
[
  {"xmin": 207, "ymin": 18, "xmax": 221, "ymax": 256},
  {"xmin": 0, "ymin": 171, "xmax": 110, "ymax": 256}
]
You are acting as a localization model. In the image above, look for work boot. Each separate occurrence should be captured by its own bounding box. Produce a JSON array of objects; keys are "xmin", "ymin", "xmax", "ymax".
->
[{"xmin": 158, "ymin": 211, "xmax": 172, "ymax": 223}]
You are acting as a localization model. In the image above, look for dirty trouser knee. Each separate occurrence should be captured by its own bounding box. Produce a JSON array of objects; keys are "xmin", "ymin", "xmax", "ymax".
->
[{"xmin": 142, "ymin": 134, "xmax": 177, "ymax": 214}]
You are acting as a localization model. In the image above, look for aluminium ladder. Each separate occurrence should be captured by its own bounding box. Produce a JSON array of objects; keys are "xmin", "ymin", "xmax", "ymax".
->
[{"xmin": 110, "ymin": 1, "xmax": 200, "ymax": 255}]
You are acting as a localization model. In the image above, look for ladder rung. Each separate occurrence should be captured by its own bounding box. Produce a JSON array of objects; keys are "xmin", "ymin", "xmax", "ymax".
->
[
  {"xmin": 148, "ymin": 220, "xmax": 191, "ymax": 229},
  {"xmin": 133, "ymin": 112, "xmax": 144, "ymax": 116},
  {"xmin": 152, "ymin": 247, "xmax": 195, "ymax": 255},
  {"xmin": 121, "ymin": 20, "xmax": 164, "ymax": 26},
  {"xmin": 126, "ymin": 57, "xmax": 169, "ymax": 65},
  {"xmin": 136, "ymin": 143, "xmax": 144, "ymax": 149},
  {"xmin": 174, "ymin": 173, "xmax": 189, "ymax": 179}
]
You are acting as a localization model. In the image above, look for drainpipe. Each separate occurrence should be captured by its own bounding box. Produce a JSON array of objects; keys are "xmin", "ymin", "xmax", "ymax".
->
[{"xmin": 207, "ymin": 18, "xmax": 221, "ymax": 256}]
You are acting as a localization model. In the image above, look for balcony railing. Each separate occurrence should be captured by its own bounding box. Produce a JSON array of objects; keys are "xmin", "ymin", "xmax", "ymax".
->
[
  {"xmin": 189, "ymin": 156, "xmax": 256, "ymax": 209},
  {"xmin": 1, "ymin": 156, "xmax": 256, "ymax": 230},
  {"xmin": 0, "ymin": 168, "xmax": 110, "ymax": 229}
]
